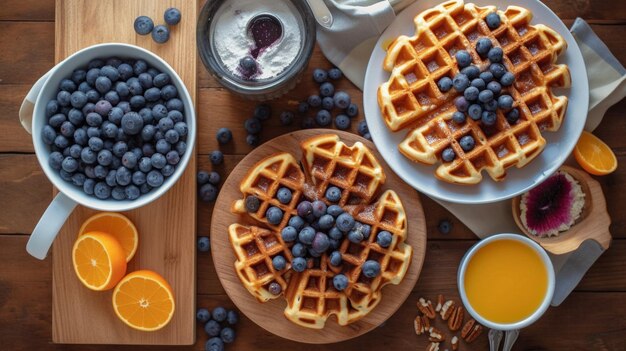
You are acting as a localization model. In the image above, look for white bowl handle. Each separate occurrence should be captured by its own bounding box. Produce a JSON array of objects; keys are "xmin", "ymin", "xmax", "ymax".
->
[
  {"xmin": 26, "ymin": 192, "xmax": 77, "ymax": 260},
  {"xmin": 19, "ymin": 71, "xmax": 52, "ymax": 135}
]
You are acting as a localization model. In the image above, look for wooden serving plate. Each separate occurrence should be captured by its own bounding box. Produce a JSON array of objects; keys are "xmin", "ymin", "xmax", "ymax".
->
[
  {"xmin": 51, "ymin": 0, "xmax": 196, "ymax": 345},
  {"xmin": 512, "ymin": 165, "xmax": 612, "ymax": 255},
  {"xmin": 210, "ymin": 129, "xmax": 427, "ymax": 344}
]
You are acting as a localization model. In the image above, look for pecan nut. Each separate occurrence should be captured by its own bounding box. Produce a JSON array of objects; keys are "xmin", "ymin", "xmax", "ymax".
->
[
  {"xmin": 428, "ymin": 327, "xmax": 445, "ymax": 343},
  {"xmin": 426, "ymin": 342, "xmax": 440, "ymax": 351},
  {"xmin": 461, "ymin": 318, "xmax": 484, "ymax": 343},
  {"xmin": 435, "ymin": 294, "xmax": 444, "ymax": 313},
  {"xmin": 418, "ymin": 298, "xmax": 436, "ymax": 319},
  {"xmin": 440, "ymin": 300, "xmax": 455, "ymax": 321},
  {"xmin": 447, "ymin": 306, "xmax": 464, "ymax": 331},
  {"xmin": 414, "ymin": 315, "xmax": 431, "ymax": 335},
  {"xmin": 451, "ymin": 336, "xmax": 459, "ymax": 351}
]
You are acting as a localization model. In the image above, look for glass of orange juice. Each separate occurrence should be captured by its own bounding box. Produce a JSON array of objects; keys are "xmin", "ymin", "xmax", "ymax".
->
[{"xmin": 458, "ymin": 234, "xmax": 555, "ymax": 330}]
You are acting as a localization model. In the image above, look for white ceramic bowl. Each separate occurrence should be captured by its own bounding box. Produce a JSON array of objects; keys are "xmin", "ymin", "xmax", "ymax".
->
[
  {"xmin": 457, "ymin": 234, "xmax": 555, "ymax": 331},
  {"xmin": 20, "ymin": 43, "xmax": 196, "ymax": 259}
]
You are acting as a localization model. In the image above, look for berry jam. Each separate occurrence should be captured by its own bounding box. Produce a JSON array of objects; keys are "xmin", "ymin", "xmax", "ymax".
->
[{"xmin": 248, "ymin": 15, "xmax": 283, "ymax": 58}]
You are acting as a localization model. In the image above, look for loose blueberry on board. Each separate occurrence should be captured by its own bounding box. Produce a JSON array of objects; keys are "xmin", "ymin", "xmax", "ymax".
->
[
  {"xmin": 279, "ymin": 111, "xmax": 294, "ymax": 126},
  {"xmin": 254, "ymin": 104, "xmax": 272, "ymax": 121},
  {"xmin": 319, "ymin": 82, "xmax": 335, "ymax": 97},
  {"xmin": 197, "ymin": 236, "xmax": 211, "ymax": 252},
  {"xmin": 307, "ymin": 95, "xmax": 322, "ymax": 108},
  {"xmin": 333, "ymin": 91, "xmax": 351, "ymax": 109},
  {"xmin": 357, "ymin": 120, "xmax": 369, "ymax": 137},
  {"xmin": 199, "ymin": 183, "xmax": 218, "ymax": 202},
  {"xmin": 348, "ymin": 229, "xmax": 364, "ymax": 243},
  {"xmin": 220, "ymin": 327, "xmax": 236, "ymax": 344},
  {"xmin": 206, "ymin": 337, "xmax": 224, "ymax": 351},
  {"xmin": 244, "ymin": 118, "xmax": 262, "ymax": 134},
  {"xmin": 197, "ymin": 308, "xmax": 211, "ymax": 323},
  {"xmin": 322, "ymin": 96, "xmax": 335, "ymax": 110},
  {"xmin": 212, "ymin": 307, "xmax": 227, "ymax": 322},
  {"xmin": 226, "ymin": 310, "xmax": 239, "ymax": 325},
  {"xmin": 301, "ymin": 117, "xmax": 315, "ymax": 129},
  {"xmin": 134, "ymin": 16, "xmax": 154, "ymax": 35},
  {"xmin": 205, "ymin": 320, "xmax": 222, "ymax": 337},
  {"xmin": 164, "ymin": 7, "xmax": 181, "ymax": 25},
  {"xmin": 297, "ymin": 101, "xmax": 309, "ymax": 114},
  {"xmin": 328, "ymin": 68, "xmax": 342, "ymax": 80},
  {"xmin": 315, "ymin": 109, "xmax": 332, "ymax": 127},
  {"xmin": 210, "ymin": 150, "xmax": 224, "ymax": 165},
  {"xmin": 485, "ymin": 12, "xmax": 501, "ymax": 29},
  {"xmin": 442, "ymin": 148, "xmax": 456, "ymax": 162},
  {"xmin": 152, "ymin": 25, "xmax": 170, "ymax": 44},
  {"xmin": 246, "ymin": 134, "xmax": 260, "ymax": 147},
  {"xmin": 334, "ymin": 114, "xmax": 351, "ymax": 130},
  {"xmin": 438, "ymin": 219, "xmax": 453, "ymax": 234},
  {"xmin": 208, "ymin": 171, "xmax": 220, "ymax": 185},
  {"xmin": 333, "ymin": 274, "xmax": 349, "ymax": 291},
  {"xmin": 216, "ymin": 128, "xmax": 232, "ymax": 144},
  {"xmin": 345, "ymin": 103, "xmax": 359, "ymax": 117},
  {"xmin": 313, "ymin": 68, "xmax": 328, "ymax": 83},
  {"xmin": 362, "ymin": 260, "xmax": 381, "ymax": 278}
]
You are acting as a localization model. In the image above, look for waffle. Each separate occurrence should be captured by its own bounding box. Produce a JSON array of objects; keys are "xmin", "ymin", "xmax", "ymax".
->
[
  {"xmin": 229, "ymin": 134, "xmax": 413, "ymax": 329},
  {"xmin": 378, "ymin": 0, "xmax": 570, "ymax": 184}
]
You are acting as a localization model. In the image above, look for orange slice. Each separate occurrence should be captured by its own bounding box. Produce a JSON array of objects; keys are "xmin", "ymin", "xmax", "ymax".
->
[
  {"xmin": 72, "ymin": 231, "xmax": 127, "ymax": 291},
  {"xmin": 79, "ymin": 212, "xmax": 138, "ymax": 262},
  {"xmin": 112, "ymin": 270, "xmax": 175, "ymax": 331},
  {"xmin": 574, "ymin": 131, "xmax": 618, "ymax": 176}
]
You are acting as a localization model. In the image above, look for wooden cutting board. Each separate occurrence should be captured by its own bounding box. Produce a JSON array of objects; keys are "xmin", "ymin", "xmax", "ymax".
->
[
  {"xmin": 51, "ymin": 0, "xmax": 196, "ymax": 345},
  {"xmin": 210, "ymin": 130, "xmax": 427, "ymax": 343}
]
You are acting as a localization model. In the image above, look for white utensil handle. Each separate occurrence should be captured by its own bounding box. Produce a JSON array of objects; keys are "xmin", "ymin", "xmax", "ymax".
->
[
  {"xmin": 305, "ymin": 0, "xmax": 333, "ymax": 28},
  {"xmin": 26, "ymin": 192, "xmax": 77, "ymax": 260},
  {"xmin": 489, "ymin": 329, "xmax": 503, "ymax": 351},
  {"xmin": 19, "ymin": 70, "xmax": 52, "ymax": 134},
  {"xmin": 502, "ymin": 329, "xmax": 520, "ymax": 351}
]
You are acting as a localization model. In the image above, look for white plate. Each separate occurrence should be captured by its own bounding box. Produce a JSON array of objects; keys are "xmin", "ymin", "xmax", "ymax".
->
[{"xmin": 363, "ymin": 0, "xmax": 588, "ymax": 204}]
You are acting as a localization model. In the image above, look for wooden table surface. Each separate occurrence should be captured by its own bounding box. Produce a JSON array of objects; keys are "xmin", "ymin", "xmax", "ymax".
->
[{"xmin": 1, "ymin": 1, "xmax": 625, "ymax": 350}]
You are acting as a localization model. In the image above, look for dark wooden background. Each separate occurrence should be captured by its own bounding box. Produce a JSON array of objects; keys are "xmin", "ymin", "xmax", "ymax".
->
[{"xmin": 1, "ymin": 0, "xmax": 625, "ymax": 350}]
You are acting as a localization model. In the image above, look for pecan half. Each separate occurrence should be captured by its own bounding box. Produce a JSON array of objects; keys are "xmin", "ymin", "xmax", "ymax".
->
[
  {"xmin": 418, "ymin": 298, "xmax": 436, "ymax": 319},
  {"xmin": 440, "ymin": 300, "xmax": 455, "ymax": 321},
  {"xmin": 461, "ymin": 318, "xmax": 475, "ymax": 339},
  {"xmin": 426, "ymin": 342, "xmax": 440, "ymax": 351},
  {"xmin": 451, "ymin": 336, "xmax": 459, "ymax": 351},
  {"xmin": 461, "ymin": 318, "xmax": 483, "ymax": 343},
  {"xmin": 435, "ymin": 294, "xmax": 444, "ymax": 313},
  {"xmin": 428, "ymin": 327, "xmax": 445, "ymax": 342},
  {"xmin": 447, "ymin": 306, "xmax": 464, "ymax": 331},
  {"xmin": 414, "ymin": 315, "xmax": 431, "ymax": 335}
]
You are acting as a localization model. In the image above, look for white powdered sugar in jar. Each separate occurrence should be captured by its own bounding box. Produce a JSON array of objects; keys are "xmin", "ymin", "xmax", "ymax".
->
[{"xmin": 212, "ymin": 0, "xmax": 303, "ymax": 81}]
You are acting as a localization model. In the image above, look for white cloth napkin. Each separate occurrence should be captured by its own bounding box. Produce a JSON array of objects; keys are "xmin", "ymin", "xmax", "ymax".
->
[{"xmin": 317, "ymin": 2, "xmax": 626, "ymax": 302}]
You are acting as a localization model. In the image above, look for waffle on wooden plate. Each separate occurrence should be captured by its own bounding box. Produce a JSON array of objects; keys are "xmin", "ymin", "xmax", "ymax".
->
[
  {"xmin": 228, "ymin": 134, "xmax": 413, "ymax": 329},
  {"xmin": 378, "ymin": 0, "xmax": 570, "ymax": 184}
]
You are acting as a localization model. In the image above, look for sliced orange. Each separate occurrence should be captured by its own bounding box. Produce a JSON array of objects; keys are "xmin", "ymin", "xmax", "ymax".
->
[
  {"xmin": 72, "ymin": 231, "xmax": 127, "ymax": 291},
  {"xmin": 79, "ymin": 212, "xmax": 138, "ymax": 262},
  {"xmin": 574, "ymin": 131, "xmax": 618, "ymax": 176},
  {"xmin": 112, "ymin": 270, "xmax": 175, "ymax": 332}
]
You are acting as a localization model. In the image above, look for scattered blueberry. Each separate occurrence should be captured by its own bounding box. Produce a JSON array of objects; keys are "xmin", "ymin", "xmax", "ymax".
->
[
  {"xmin": 322, "ymin": 97, "xmax": 334, "ymax": 110},
  {"xmin": 307, "ymin": 95, "xmax": 322, "ymax": 108},
  {"xmin": 455, "ymin": 96, "xmax": 469, "ymax": 112},
  {"xmin": 266, "ymin": 206, "xmax": 283, "ymax": 225},
  {"xmin": 376, "ymin": 230, "xmax": 393, "ymax": 248},
  {"xmin": 333, "ymin": 274, "xmax": 349, "ymax": 291},
  {"xmin": 452, "ymin": 111, "xmax": 466, "ymax": 124},
  {"xmin": 500, "ymin": 72, "xmax": 515, "ymax": 86},
  {"xmin": 210, "ymin": 150, "xmax": 224, "ymax": 165},
  {"xmin": 272, "ymin": 255, "xmax": 287, "ymax": 270},
  {"xmin": 506, "ymin": 108, "xmax": 520, "ymax": 124},
  {"xmin": 277, "ymin": 187, "xmax": 292, "ymax": 204},
  {"xmin": 437, "ymin": 219, "xmax": 452, "ymax": 234},
  {"xmin": 134, "ymin": 16, "xmax": 154, "ymax": 35},
  {"xmin": 468, "ymin": 104, "xmax": 482, "ymax": 120},
  {"xmin": 461, "ymin": 65, "xmax": 481, "ymax": 80},
  {"xmin": 464, "ymin": 86, "xmax": 480, "ymax": 101},
  {"xmin": 226, "ymin": 310, "xmax": 239, "ymax": 325},
  {"xmin": 336, "ymin": 213, "xmax": 355, "ymax": 232},
  {"xmin": 437, "ymin": 76, "xmax": 453, "ymax": 93},
  {"xmin": 319, "ymin": 82, "xmax": 335, "ymax": 97},
  {"xmin": 281, "ymin": 226, "xmax": 298, "ymax": 242},
  {"xmin": 204, "ymin": 320, "xmax": 221, "ymax": 337},
  {"xmin": 328, "ymin": 68, "xmax": 342, "ymax": 80},
  {"xmin": 152, "ymin": 25, "xmax": 170, "ymax": 44},
  {"xmin": 362, "ymin": 260, "xmax": 381, "ymax": 278},
  {"xmin": 488, "ymin": 47, "xmax": 503, "ymax": 63},
  {"xmin": 220, "ymin": 327, "xmax": 235, "ymax": 344},
  {"xmin": 268, "ymin": 281, "xmax": 282, "ymax": 295},
  {"xmin": 442, "ymin": 147, "xmax": 456, "ymax": 162},
  {"xmin": 313, "ymin": 68, "xmax": 328, "ymax": 83},
  {"xmin": 453, "ymin": 73, "xmax": 470, "ymax": 92},
  {"xmin": 279, "ymin": 111, "xmax": 294, "ymax": 126},
  {"xmin": 333, "ymin": 91, "xmax": 351, "ymax": 109},
  {"xmin": 206, "ymin": 337, "xmax": 224, "ymax": 351},
  {"xmin": 245, "ymin": 195, "xmax": 260, "ymax": 212},
  {"xmin": 334, "ymin": 114, "xmax": 350, "ymax": 130},
  {"xmin": 459, "ymin": 135, "xmax": 476, "ymax": 152},
  {"xmin": 246, "ymin": 134, "xmax": 259, "ymax": 147},
  {"xmin": 315, "ymin": 109, "xmax": 332, "ymax": 127},
  {"xmin": 244, "ymin": 118, "xmax": 262, "ymax": 134},
  {"xmin": 197, "ymin": 308, "xmax": 211, "ymax": 323},
  {"xmin": 254, "ymin": 104, "xmax": 271, "ymax": 121},
  {"xmin": 325, "ymin": 186, "xmax": 342, "ymax": 202},
  {"xmin": 498, "ymin": 95, "xmax": 514, "ymax": 110},
  {"xmin": 216, "ymin": 128, "xmax": 232, "ymax": 144},
  {"xmin": 199, "ymin": 183, "xmax": 218, "ymax": 202},
  {"xmin": 485, "ymin": 12, "xmax": 501, "ymax": 29},
  {"xmin": 357, "ymin": 120, "xmax": 369, "ymax": 137},
  {"xmin": 239, "ymin": 56, "xmax": 257, "ymax": 76},
  {"xmin": 164, "ymin": 7, "xmax": 181, "ymax": 26}
]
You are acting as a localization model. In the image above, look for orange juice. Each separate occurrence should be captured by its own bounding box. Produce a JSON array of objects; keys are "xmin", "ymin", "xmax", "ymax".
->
[{"xmin": 463, "ymin": 239, "xmax": 548, "ymax": 324}]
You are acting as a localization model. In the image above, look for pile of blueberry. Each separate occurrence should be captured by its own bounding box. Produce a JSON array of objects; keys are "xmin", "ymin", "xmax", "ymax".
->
[
  {"xmin": 197, "ymin": 306, "xmax": 238, "ymax": 351},
  {"xmin": 244, "ymin": 186, "xmax": 390, "ymax": 293},
  {"xmin": 243, "ymin": 104, "xmax": 272, "ymax": 147},
  {"xmin": 198, "ymin": 170, "xmax": 221, "ymax": 202},
  {"xmin": 41, "ymin": 57, "xmax": 188, "ymax": 200},
  {"xmin": 134, "ymin": 7, "xmax": 181, "ymax": 44},
  {"xmin": 436, "ymin": 12, "xmax": 519, "ymax": 162}
]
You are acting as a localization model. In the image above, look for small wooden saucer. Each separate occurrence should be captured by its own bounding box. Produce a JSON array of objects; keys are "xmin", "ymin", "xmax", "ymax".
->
[
  {"xmin": 512, "ymin": 165, "xmax": 612, "ymax": 255},
  {"xmin": 210, "ymin": 129, "xmax": 427, "ymax": 344}
]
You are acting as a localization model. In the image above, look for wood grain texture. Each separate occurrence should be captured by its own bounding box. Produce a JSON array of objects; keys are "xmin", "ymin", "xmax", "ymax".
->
[
  {"xmin": 51, "ymin": 0, "xmax": 197, "ymax": 345},
  {"xmin": 210, "ymin": 130, "xmax": 427, "ymax": 343}
]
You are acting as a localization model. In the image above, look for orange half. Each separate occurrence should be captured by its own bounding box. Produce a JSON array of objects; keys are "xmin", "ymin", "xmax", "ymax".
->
[
  {"xmin": 79, "ymin": 212, "xmax": 139, "ymax": 262},
  {"xmin": 112, "ymin": 270, "xmax": 175, "ymax": 332},
  {"xmin": 72, "ymin": 231, "xmax": 127, "ymax": 291},
  {"xmin": 574, "ymin": 131, "xmax": 617, "ymax": 176}
]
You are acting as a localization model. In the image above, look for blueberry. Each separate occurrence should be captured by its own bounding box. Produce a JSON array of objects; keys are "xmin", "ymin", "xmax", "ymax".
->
[
  {"xmin": 246, "ymin": 134, "xmax": 259, "ymax": 147},
  {"xmin": 97, "ymin": 149, "xmax": 113, "ymax": 166},
  {"xmin": 94, "ymin": 76, "xmax": 111, "ymax": 94},
  {"xmin": 307, "ymin": 95, "xmax": 322, "ymax": 108},
  {"xmin": 336, "ymin": 212, "xmax": 355, "ymax": 232},
  {"xmin": 292, "ymin": 257, "xmax": 307, "ymax": 272},
  {"xmin": 348, "ymin": 229, "xmax": 363, "ymax": 243},
  {"xmin": 438, "ymin": 219, "xmax": 453, "ymax": 234},
  {"xmin": 468, "ymin": 104, "xmax": 482, "ymax": 120},
  {"xmin": 166, "ymin": 98, "xmax": 184, "ymax": 112},
  {"xmin": 268, "ymin": 281, "xmax": 282, "ymax": 295},
  {"xmin": 74, "ymin": 128, "xmax": 88, "ymax": 146},
  {"xmin": 297, "ymin": 102, "xmax": 309, "ymax": 114},
  {"xmin": 108, "ymin": 107, "xmax": 124, "ymax": 125},
  {"xmin": 272, "ymin": 255, "xmax": 287, "ymax": 271},
  {"xmin": 498, "ymin": 95, "xmax": 514, "ymax": 110},
  {"xmin": 437, "ymin": 76, "xmax": 453, "ymax": 92},
  {"xmin": 356, "ymin": 121, "xmax": 369, "ymax": 138},
  {"xmin": 488, "ymin": 47, "xmax": 504, "ymax": 63},
  {"xmin": 144, "ymin": 87, "xmax": 161, "ymax": 102},
  {"xmin": 334, "ymin": 114, "xmax": 351, "ymax": 130},
  {"xmin": 169, "ymin": 110, "xmax": 184, "ymax": 123},
  {"xmin": 100, "ymin": 65, "xmax": 120, "ymax": 82},
  {"xmin": 130, "ymin": 95, "xmax": 146, "ymax": 110},
  {"xmin": 197, "ymin": 308, "xmax": 210, "ymax": 323},
  {"xmin": 226, "ymin": 310, "xmax": 238, "ymax": 325},
  {"xmin": 89, "ymin": 137, "xmax": 104, "ymax": 152},
  {"xmin": 161, "ymin": 164, "xmax": 176, "ymax": 177},
  {"xmin": 152, "ymin": 104, "xmax": 167, "ymax": 120},
  {"xmin": 455, "ymin": 96, "xmax": 469, "ymax": 112},
  {"xmin": 48, "ymin": 151, "xmax": 64, "ymax": 170},
  {"xmin": 478, "ymin": 89, "xmax": 494, "ymax": 103},
  {"xmin": 112, "ymin": 141, "xmax": 128, "ymax": 158},
  {"xmin": 94, "ymin": 182, "xmax": 111, "ymax": 199},
  {"xmin": 485, "ymin": 12, "xmax": 501, "ymax": 29},
  {"xmin": 111, "ymin": 186, "xmax": 126, "ymax": 200},
  {"xmin": 152, "ymin": 25, "xmax": 170, "ymax": 43},
  {"xmin": 160, "ymin": 84, "xmax": 178, "ymax": 100},
  {"xmin": 151, "ymin": 153, "xmax": 167, "ymax": 169},
  {"xmin": 42, "ymin": 125, "xmax": 57, "ymax": 145},
  {"xmin": 134, "ymin": 60, "xmax": 149, "ymax": 76},
  {"xmin": 376, "ymin": 230, "xmax": 393, "ymax": 248},
  {"xmin": 147, "ymin": 170, "xmax": 164, "ymax": 187},
  {"xmin": 279, "ymin": 111, "xmax": 294, "ymax": 126},
  {"xmin": 461, "ymin": 65, "xmax": 481, "ymax": 80},
  {"xmin": 164, "ymin": 7, "xmax": 181, "ymax": 25},
  {"xmin": 333, "ymin": 274, "xmax": 348, "ymax": 291},
  {"xmin": 266, "ymin": 206, "xmax": 283, "ymax": 225},
  {"xmin": 320, "ymin": 97, "xmax": 334, "ymax": 111},
  {"xmin": 85, "ymin": 89, "xmax": 100, "ymax": 103},
  {"xmin": 312, "ymin": 232, "xmax": 330, "ymax": 253},
  {"xmin": 70, "ymin": 91, "xmax": 87, "ymax": 109},
  {"xmin": 82, "ymin": 102, "xmax": 95, "ymax": 115},
  {"xmin": 319, "ymin": 82, "xmax": 335, "ymax": 97},
  {"xmin": 244, "ymin": 195, "xmax": 260, "ymax": 212},
  {"xmin": 49, "ymin": 113, "xmax": 66, "ymax": 128},
  {"xmin": 165, "ymin": 129, "xmax": 180, "ymax": 144},
  {"xmin": 325, "ymin": 206, "xmax": 342, "ymax": 218},
  {"xmin": 489, "ymin": 63, "xmax": 506, "ymax": 79},
  {"xmin": 455, "ymin": 50, "xmax": 472, "ymax": 68},
  {"xmin": 315, "ymin": 109, "xmax": 332, "ymax": 127},
  {"xmin": 220, "ymin": 327, "xmax": 235, "ymax": 344},
  {"xmin": 83, "ymin": 179, "xmax": 96, "ymax": 195},
  {"xmin": 506, "ymin": 108, "xmax": 520, "ymax": 124},
  {"xmin": 296, "ymin": 201, "xmax": 313, "ymax": 217},
  {"xmin": 476, "ymin": 37, "xmax": 493, "ymax": 56},
  {"xmin": 345, "ymin": 103, "xmax": 359, "ymax": 117},
  {"xmin": 244, "ymin": 118, "xmax": 262, "ymax": 135},
  {"xmin": 54, "ymin": 135, "xmax": 70, "ymax": 149},
  {"xmin": 120, "ymin": 151, "xmax": 137, "ymax": 169},
  {"xmin": 484, "ymin": 99, "xmax": 498, "ymax": 111},
  {"xmin": 59, "ymin": 79, "xmax": 77, "ymax": 92},
  {"xmin": 71, "ymin": 69, "xmax": 87, "ymax": 84},
  {"xmin": 281, "ymin": 226, "xmax": 297, "ymax": 242},
  {"xmin": 464, "ymin": 86, "xmax": 480, "ymax": 101},
  {"xmin": 80, "ymin": 147, "xmax": 96, "ymax": 164},
  {"xmin": 210, "ymin": 150, "xmax": 224, "ymax": 165},
  {"xmin": 450, "ymin": 111, "xmax": 465, "ymax": 124},
  {"xmin": 252, "ymin": 104, "xmax": 271, "ymax": 121},
  {"xmin": 313, "ymin": 68, "xmax": 328, "ymax": 83},
  {"xmin": 298, "ymin": 226, "xmax": 315, "ymax": 245},
  {"xmin": 276, "ymin": 187, "xmax": 292, "ymax": 204},
  {"xmin": 116, "ymin": 64, "xmax": 132, "ymax": 81},
  {"xmin": 115, "ymin": 167, "xmax": 132, "ymax": 186},
  {"xmin": 500, "ymin": 72, "xmax": 515, "ymax": 86},
  {"xmin": 291, "ymin": 243, "xmax": 306, "ymax": 258},
  {"xmin": 459, "ymin": 135, "xmax": 475, "ymax": 151},
  {"xmin": 132, "ymin": 171, "xmax": 146, "ymax": 186},
  {"xmin": 94, "ymin": 165, "xmax": 108, "ymax": 179},
  {"xmin": 199, "ymin": 183, "xmax": 217, "ymax": 202},
  {"xmin": 94, "ymin": 101, "xmax": 112, "ymax": 118},
  {"xmin": 482, "ymin": 111, "xmax": 497, "ymax": 126},
  {"xmin": 152, "ymin": 73, "xmax": 170, "ymax": 89},
  {"xmin": 470, "ymin": 78, "xmax": 486, "ymax": 91},
  {"xmin": 328, "ymin": 68, "xmax": 342, "ymax": 80},
  {"xmin": 318, "ymin": 214, "xmax": 334, "ymax": 230},
  {"xmin": 480, "ymin": 71, "xmax": 494, "ymax": 83},
  {"xmin": 204, "ymin": 320, "xmax": 221, "ymax": 337},
  {"xmin": 46, "ymin": 100, "xmax": 59, "ymax": 117},
  {"xmin": 362, "ymin": 260, "xmax": 381, "ymax": 278},
  {"xmin": 453, "ymin": 73, "xmax": 470, "ymax": 92},
  {"xmin": 487, "ymin": 81, "xmax": 502, "ymax": 95},
  {"xmin": 333, "ymin": 91, "xmax": 351, "ymax": 109},
  {"xmin": 216, "ymin": 128, "xmax": 232, "ymax": 144},
  {"xmin": 442, "ymin": 147, "xmax": 456, "ymax": 162},
  {"xmin": 121, "ymin": 112, "xmax": 144, "ymax": 135},
  {"xmin": 239, "ymin": 56, "xmax": 257, "ymax": 75},
  {"xmin": 208, "ymin": 171, "xmax": 220, "ymax": 185},
  {"xmin": 60, "ymin": 170, "xmax": 73, "ymax": 182},
  {"xmin": 57, "ymin": 90, "xmax": 71, "ymax": 106},
  {"xmin": 134, "ymin": 15, "xmax": 154, "ymax": 35}
]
